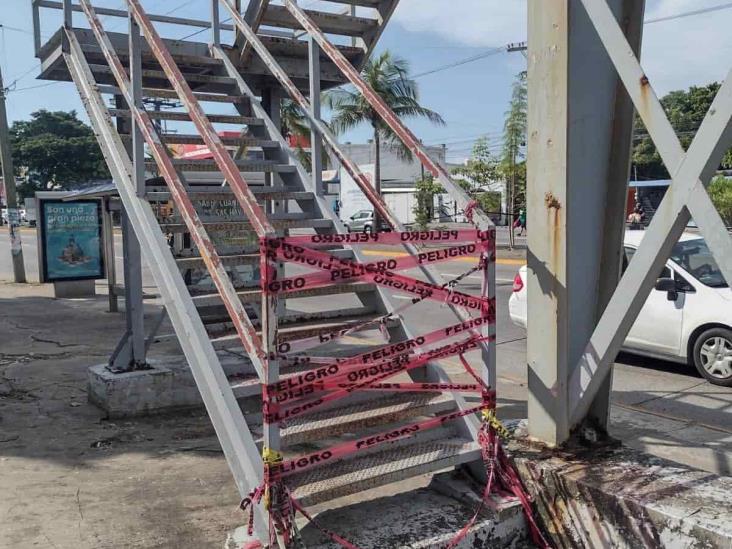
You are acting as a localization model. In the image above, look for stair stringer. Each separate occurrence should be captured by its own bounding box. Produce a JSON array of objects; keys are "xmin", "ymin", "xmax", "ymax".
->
[
  {"xmin": 62, "ymin": 29, "xmax": 270, "ymax": 541},
  {"xmin": 214, "ymin": 46, "xmax": 483, "ymax": 445}
]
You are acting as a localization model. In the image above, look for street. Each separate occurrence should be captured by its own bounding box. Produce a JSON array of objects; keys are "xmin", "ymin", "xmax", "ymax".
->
[{"xmin": 1, "ymin": 229, "xmax": 730, "ymax": 475}]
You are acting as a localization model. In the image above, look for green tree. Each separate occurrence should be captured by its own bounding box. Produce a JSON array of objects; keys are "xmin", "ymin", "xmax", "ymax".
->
[
  {"xmin": 501, "ymin": 71, "xmax": 527, "ymax": 247},
  {"xmin": 10, "ymin": 110, "xmax": 109, "ymax": 198},
  {"xmin": 326, "ymin": 51, "xmax": 445, "ymax": 226},
  {"xmin": 708, "ymin": 176, "xmax": 732, "ymax": 226},
  {"xmin": 633, "ymin": 82, "xmax": 732, "ymax": 179},
  {"xmin": 412, "ymin": 175, "xmax": 443, "ymax": 229},
  {"xmin": 279, "ymin": 99, "xmax": 324, "ymax": 172},
  {"xmin": 451, "ymin": 137, "xmax": 499, "ymax": 195}
]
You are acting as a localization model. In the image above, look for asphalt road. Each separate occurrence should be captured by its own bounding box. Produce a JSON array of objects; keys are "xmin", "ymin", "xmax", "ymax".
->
[{"xmin": 1, "ymin": 228, "xmax": 730, "ymax": 475}]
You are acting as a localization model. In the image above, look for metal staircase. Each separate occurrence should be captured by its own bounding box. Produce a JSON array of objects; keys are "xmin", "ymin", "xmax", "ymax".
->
[{"xmin": 33, "ymin": 1, "xmax": 497, "ymax": 545}]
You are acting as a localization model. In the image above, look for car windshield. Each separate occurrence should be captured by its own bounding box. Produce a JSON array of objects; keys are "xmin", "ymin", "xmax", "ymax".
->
[{"xmin": 670, "ymin": 238, "xmax": 728, "ymax": 288}]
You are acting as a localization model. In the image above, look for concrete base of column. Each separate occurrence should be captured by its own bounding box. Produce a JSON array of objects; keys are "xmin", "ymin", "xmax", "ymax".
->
[
  {"xmin": 53, "ymin": 279, "xmax": 95, "ymax": 298},
  {"xmin": 87, "ymin": 354, "xmax": 254, "ymax": 418}
]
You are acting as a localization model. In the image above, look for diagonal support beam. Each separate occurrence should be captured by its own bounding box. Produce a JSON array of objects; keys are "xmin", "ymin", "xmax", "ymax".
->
[
  {"xmin": 125, "ymin": 0, "xmax": 274, "ymax": 238},
  {"xmin": 216, "ymin": 4, "xmax": 496, "ymax": 438},
  {"xmin": 569, "ymin": 0, "xmax": 732, "ymax": 425},
  {"xmin": 280, "ymin": 0, "xmax": 495, "ymax": 234},
  {"xmin": 61, "ymin": 28, "xmax": 268, "ymax": 541},
  {"xmin": 77, "ymin": 0, "xmax": 267, "ymax": 380}
]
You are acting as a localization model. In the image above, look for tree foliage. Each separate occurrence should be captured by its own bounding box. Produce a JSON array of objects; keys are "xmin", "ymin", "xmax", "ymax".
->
[
  {"xmin": 10, "ymin": 110, "xmax": 109, "ymax": 198},
  {"xmin": 451, "ymin": 137, "xmax": 499, "ymax": 195},
  {"xmin": 708, "ymin": 176, "xmax": 732, "ymax": 226},
  {"xmin": 501, "ymin": 71, "xmax": 528, "ymax": 227},
  {"xmin": 633, "ymin": 82, "xmax": 732, "ymax": 179},
  {"xmin": 326, "ymin": 51, "xmax": 444, "ymax": 161},
  {"xmin": 412, "ymin": 175, "xmax": 444, "ymax": 229}
]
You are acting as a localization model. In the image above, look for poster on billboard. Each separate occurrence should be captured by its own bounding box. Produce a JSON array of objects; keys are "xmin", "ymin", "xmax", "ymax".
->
[
  {"xmin": 338, "ymin": 163, "xmax": 374, "ymax": 223},
  {"xmin": 39, "ymin": 199, "xmax": 104, "ymax": 283}
]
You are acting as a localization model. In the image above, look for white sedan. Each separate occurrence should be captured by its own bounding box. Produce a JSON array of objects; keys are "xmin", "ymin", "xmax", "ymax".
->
[{"xmin": 509, "ymin": 231, "xmax": 732, "ymax": 386}]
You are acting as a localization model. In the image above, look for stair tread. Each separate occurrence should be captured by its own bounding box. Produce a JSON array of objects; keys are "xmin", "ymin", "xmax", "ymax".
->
[
  {"xmin": 110, "ymin": 109, "xmax": 262, "ymax": 124},
  {"xmin": 287, "ymin": 437, "xmax": 480, "ymax": 505},
  {"xmin": 263, "ymin": 5, "xmax": 377, "ymax": 37},
  {"xmin": 190, "ymin": 281, "xmax": 375, "ymax": 305},
  {"xmin": 282, "ymin": 392, "xmax": 455, "ymax": 436},
  {"xmin": 210, "ymin": 313, "xmax": 397, "ymax": 347},
  {"xmin": 97, "ymin": 85, "xmax": 246, "ymax": 103},
  {"xmin": 146, "ymin": 159, "xmax": 294, "ymax": 172},
  {"xmin": 158, "ymin": 134, "xmax": 279, "ymax": 147},
  {"xmin": 147, "ymin": 189, "xmax": 313, "ymax": 201},
  {"xmin": 160, "ymin": 218, "xmax": 332, "ymax": 232}
]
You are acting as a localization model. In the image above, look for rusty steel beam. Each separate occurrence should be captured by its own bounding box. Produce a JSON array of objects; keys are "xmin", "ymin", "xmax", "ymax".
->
[
  {"xmin": 125, "ymin": 0, "xmax": 275, "ymax": 239},
  {"xmin": 77, "ymin": 0, "xmax": 267, "ymax": 380},
  {"xmin": 217, "ymin": 2, "xmax": 497, "ymax": 423},
  {"xmin": 280, "ymin": 0, "xmax": 494, "ymax": 233},
  {"xmin": 220, "ymin": 0, "xmax": 399, "ymax": 230}
]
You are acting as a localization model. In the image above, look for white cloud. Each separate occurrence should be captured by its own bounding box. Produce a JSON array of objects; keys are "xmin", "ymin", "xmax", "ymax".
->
[
  {"xmin": 392, "ymin": 0, "xmax": 526, "ymax": 47},
  {"xmin": 391, "ymin": 0, "xmax": 732, "ymax": 95}
]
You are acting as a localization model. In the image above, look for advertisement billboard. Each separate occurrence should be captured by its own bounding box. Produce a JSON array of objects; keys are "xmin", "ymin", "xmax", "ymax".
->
[{"xmin": 39, "ymin": 199, "xmax": 104, "ymax": 283}]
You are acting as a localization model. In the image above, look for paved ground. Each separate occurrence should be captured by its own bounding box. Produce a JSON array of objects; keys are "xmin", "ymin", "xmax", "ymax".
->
[{"xmin": 0, "ymin": 229, "xmax": 730, "ymax": 548}]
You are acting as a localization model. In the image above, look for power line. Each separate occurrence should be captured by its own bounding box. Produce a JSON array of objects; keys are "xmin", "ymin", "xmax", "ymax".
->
[
  {"xmin": 412, "ymin": 46, "xmax": 506, "ymax": 79},
  {"xmin": 645, "ymin": 2, "xmax": 732, "ymax": 24},
  {"xmin": 413, "ymin": 3, "xmax": 732, "ymax": 81}
]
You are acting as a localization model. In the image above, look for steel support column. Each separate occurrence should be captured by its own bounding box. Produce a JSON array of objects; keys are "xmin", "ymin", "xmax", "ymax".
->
[
  {"xmin": 526, "ymin": 0, "xmax": 643, "ymax": 445},
  {"xmin": 115, "ymin": 89, "xmax": 146, "ymax": 369},
  {"xmin": 308, "ymin": 36, "xmax": 323, "ymax": 196}
]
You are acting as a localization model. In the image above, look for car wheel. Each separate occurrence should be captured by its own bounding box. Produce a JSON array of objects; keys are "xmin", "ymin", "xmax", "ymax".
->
[
  {"xmin": 363, "ymin": 224, "xmax": 373, "ymax": 234},
  {"xmin": 692, "ymin": 327, "xmax": 732, "ymax": 387}
]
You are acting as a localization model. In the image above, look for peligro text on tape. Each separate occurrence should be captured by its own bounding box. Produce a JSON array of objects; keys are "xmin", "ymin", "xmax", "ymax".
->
[
  {"xmin": 265, "ymin": 336, "xmax": 490, "ymax": 423},
  {"xmin": 270, "ymin": 228, "xmax": 495, "ymax": 247},
  {"xmin": 268, "ymin": 313, "xmax": 494, "ymax": 396},
  {"xmin": 274, "ymin": 381, "xmax": 494, "ymax": 406},
  {"xmin": 272, "ymin": 403, "xmax": 492, "ymax": 478},
  {"xmin": 264, "ymin": 241, "xmax": 493, "ymax": 315},
  {"xmin": 266, "ymin": 242, "xmax": 484, "ymax": 293}
]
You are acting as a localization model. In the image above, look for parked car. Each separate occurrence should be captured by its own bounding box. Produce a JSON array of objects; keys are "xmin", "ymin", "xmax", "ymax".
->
[
  {"xmin": 509, "ymin": 231, "xmax": 732, "ymax": 386},
  {"xmin": 344, "ymin": 209, "xmax": 375, "ymax": 233}
]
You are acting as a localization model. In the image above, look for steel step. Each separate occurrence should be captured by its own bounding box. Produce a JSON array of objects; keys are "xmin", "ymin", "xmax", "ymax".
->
[
  {"xmin": 88, "ymin": 63, "xmax": 237, "ymax": 87},
  {"xmin": 209, "ymin": 313, "xmax": 399, "ymax": 349},
  {"xmin": 190, "ymin": 281, "xmax": 375, "ymax": 307},
  {"xmin": 257, "ymin": 34, "xmax": 363, "ymax": 61},
  {"xmin": 287, "ymin": 437, "xmax": 481, "ymax": 507},
  {"xmin": 201, "ymin": 307, "xmax": 378, "ymax": 331},
  {"xmin": 318, "ymin": 0, "xmax": 382, "ymax": 7},
  {"xmin": 147, "ymin": 189, "xmax": 314, "ymax": 201},
  {"xmin": 111, "ymin": 109, "xmax": 262, "ymax": 125},
  {"xmin": 280, "ymin": 392, "xmax": 457, "ymax": 445},
  {"xmin": 177, "ymin": 247, "xmax": 353, "ymax": 272},
  {"xmin": 262, "ymin": 5, "xmax": 377, "ymax": 37},
  {"xmin": 160, "ymin": 218, "xmax": 332, "ymax": 233},
  {"xmin": 158, "ymin": 134, "xmax": 279, "ymax": 147},
  {"xmin": 96, "ymin": 85, "xmax": 246, "ymax": 104},
  {"xmin": 145, "ymin": 159, "xmax": 294, "ymax": 173}
]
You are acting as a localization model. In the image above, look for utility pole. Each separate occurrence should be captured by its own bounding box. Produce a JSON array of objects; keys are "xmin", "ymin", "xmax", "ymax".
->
[{"xmin": 0, "ymin": 66, "xmax": 26, "ymax": 283}]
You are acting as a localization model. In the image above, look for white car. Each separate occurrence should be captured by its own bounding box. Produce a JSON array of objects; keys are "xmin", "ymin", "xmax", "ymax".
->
[{"xmin": 509, "ymin": 231, "xmax": 732, "ymax": 386}]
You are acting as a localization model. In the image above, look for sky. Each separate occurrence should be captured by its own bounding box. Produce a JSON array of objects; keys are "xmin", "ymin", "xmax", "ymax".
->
[{"xmin": 1, "ymin": 0, "xmax": 731, "ymax": 163}]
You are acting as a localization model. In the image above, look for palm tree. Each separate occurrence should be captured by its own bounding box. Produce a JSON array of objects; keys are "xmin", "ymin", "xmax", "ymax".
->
[
  {"xmin": 326, "ymin": 51, "xmax": 445, "ymax": 226},
  {"xmin": 280, "ymin": 99, "xmax": 329, "ymax": 173}
]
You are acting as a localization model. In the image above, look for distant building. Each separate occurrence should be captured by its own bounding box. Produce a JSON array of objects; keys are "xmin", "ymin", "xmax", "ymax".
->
[{"xmin": 331, "ymin": 142, "xmax": 468, "ymax": 225}]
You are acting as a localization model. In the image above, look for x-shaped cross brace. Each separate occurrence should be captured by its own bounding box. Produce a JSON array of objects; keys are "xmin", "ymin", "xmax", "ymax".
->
[{"xmin": 569, "ymin": 0, "xmax": 732, "ymax": 425}]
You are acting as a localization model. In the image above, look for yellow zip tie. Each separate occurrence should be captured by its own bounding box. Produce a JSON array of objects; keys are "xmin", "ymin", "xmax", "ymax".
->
[
  {"xmin": 482, "ymin": 409, "xmax": 510, "ymax": 439},
  {"xmin": 262, "ymin": 447, "xmax": 283, "ymax": 465}
]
